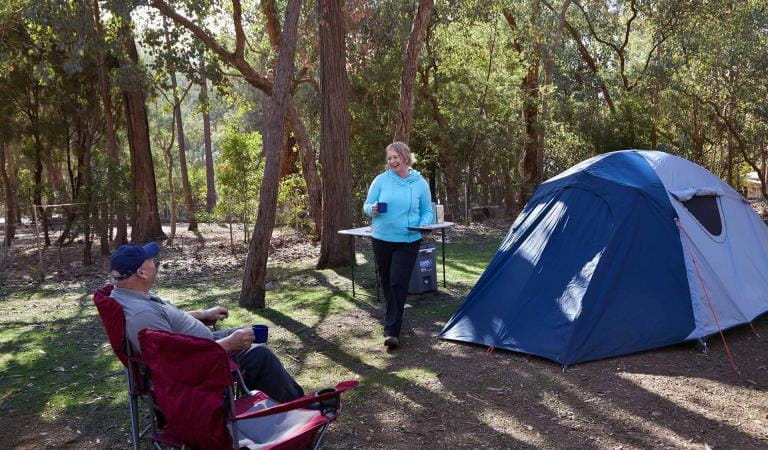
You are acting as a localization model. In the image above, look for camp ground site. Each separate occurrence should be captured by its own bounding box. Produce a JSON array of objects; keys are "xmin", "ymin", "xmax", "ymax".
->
[{"xmin": 2, "ymin": 153, "xmax": 768, "ymax": 448}]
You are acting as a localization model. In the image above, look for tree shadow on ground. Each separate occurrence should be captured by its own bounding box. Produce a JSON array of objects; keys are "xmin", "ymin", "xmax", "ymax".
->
[{"xmin": 0, "ymin": 291, "xmax": 142, "ymax": 448}]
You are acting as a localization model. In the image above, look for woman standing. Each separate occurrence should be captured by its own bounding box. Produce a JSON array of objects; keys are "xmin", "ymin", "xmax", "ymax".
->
[{"xmin": 364, "ymin": 142, "xmax": 433, "ymax": 348}]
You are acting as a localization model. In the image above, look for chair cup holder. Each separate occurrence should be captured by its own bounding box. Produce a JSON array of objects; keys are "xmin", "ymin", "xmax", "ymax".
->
[{"xmin": 313, "ymin": 388, "xmax": 339, "ymax": 415}]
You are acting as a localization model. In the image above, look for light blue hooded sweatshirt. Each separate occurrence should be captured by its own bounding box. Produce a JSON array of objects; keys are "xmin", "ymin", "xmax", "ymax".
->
[{"xmin": 364, "ymin": 168, "xmax": 433, "ymax": 243}]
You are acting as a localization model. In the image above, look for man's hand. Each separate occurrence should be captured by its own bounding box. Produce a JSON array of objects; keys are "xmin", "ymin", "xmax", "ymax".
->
[
  {"xmin": 370, "ymin": 203, "xmax": 379, "ymax": 217},
  {"xmin": 191, "ymin": 306, "xmax": 229, "ymax": 325},
  {"xmin": 217, "ymin": 328, "xmax": 254, "ymax": 353},
  {"xmin": 203, "ymin": 306, "xmax": 229, "ymax": 322}
]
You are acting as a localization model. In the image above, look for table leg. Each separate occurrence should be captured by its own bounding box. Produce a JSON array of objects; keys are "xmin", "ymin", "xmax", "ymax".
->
[
  {"xmin": 349, "ymin": 236, "xmax": 356, "ymax": 298},
  {"xmin": 441, "ymin": 228, "xmax": 447, "ymax": 288}
]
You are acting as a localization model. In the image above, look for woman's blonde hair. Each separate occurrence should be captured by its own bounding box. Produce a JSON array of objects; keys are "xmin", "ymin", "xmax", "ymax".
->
[{"xmin": 385, "ymin": 141, "xmax": 416, "ymax": 167}]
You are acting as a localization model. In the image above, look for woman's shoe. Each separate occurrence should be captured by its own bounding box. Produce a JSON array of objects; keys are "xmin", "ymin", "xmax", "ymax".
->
[{"xmin": 384, "ymin": 336, "xmax": 400, "ymax": 348}]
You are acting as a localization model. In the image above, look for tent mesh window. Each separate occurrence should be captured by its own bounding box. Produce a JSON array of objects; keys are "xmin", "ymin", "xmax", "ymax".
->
[{"xmin": 682, "ymin": 195, "xmax": 722, "ymax": 236}]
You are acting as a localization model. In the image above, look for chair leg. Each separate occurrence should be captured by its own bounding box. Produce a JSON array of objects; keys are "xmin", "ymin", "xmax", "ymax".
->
[
  {"xmin": 228, "ymin": 388, "xmax": 240, "ymax": 450},
  {"xmin": 312, "ymin": 423, "xmax": 331, "ymax": 450},
  {"xmin": 235, "ymin": 367, "xmax": 250, "ymax": 397},
  {"xmin": 126, "ymin": 369, "xmax": 141, "ymax": 450}
]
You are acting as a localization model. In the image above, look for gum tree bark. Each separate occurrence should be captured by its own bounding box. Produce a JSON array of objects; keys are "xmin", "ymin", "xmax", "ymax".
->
[
  {"xmin": 260, "ymin": 0, "xmax": 323, "ymax": 237},
  {"xmin": 164, "ymin": 17, "xmax": 197, "ymax": 231},
  {"xmin": 504, "ymin": 9, "xmax": 543, "ymax": 205},
  {"xmin": 0, "ymin": 142, "xmax": 18, "ymax": 246},
  {"xmin": 120, "ymin": 23, "xmax": 166, "ymax": 243},
  {"xmin": 240, "ymin": 0, "xmax": 304, "ymax": 308},
  {"xmin": 93, "ymin": 0, "xmax": 127, "ymax": 247},
  {"xmin": 316, "ymin": 0, "xmax": 353, "ymax": 268},
  {"xmin": 393, "ymin": 0, "xmax": 433, "ymax": 144},
  {"xmin": 200, "ymin": 71, "xmax": 217, "ymax": 212}
]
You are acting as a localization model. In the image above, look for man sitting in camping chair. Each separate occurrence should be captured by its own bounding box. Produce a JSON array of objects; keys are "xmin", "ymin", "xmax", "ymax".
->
[{"xmin": 109, "ymin": 242, "xmax": 304, "ymax": 403}]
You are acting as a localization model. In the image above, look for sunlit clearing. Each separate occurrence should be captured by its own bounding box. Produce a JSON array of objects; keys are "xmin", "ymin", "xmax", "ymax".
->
[
  {"xmin": 619, "ymin": 372, "xmax": 768, "ymax": 439},
  {"xmin": 477, "ymin": 408, "xmax": 551, "ymax": 447},
  {"xmin": 537, "ymin": 382, "xmax": 694, "ymax": 448}
]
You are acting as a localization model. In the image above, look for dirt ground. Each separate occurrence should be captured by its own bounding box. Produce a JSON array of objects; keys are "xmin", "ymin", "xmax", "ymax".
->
[{"xmin": 1, "ymin": 220, "xmax": 768, "ymax": 449}]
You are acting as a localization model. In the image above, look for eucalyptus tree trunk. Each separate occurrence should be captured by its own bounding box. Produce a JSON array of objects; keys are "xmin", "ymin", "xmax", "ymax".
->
[
  {"xmin": 286, "ymin": 103, "xmax": 323, "ymax": 238},
  {"xmin": 419, "ymin": 41, "xmax": 460, "ymax": 221},
  {"xmin": 200, "ymin": 72, "xmax": 217, "ymax": 212},
  {"xmin": 164, "ymin": 17, "xmax": 197, "ymax": 232},
  {"xmin": 393, "ymin": 0, "xmax": 433, "ymax": 144},
  {"xmin": 170, "ymin": 70, "xmax": 197, "ymax": 231},
  {"xmin": 0, "ymin": 142, "xmax": 18, "ymax": 246},
  {"xmin": 504, "ymin": 8, "xmax": 543, "ymax": 206},
  {"xmin": 162, "ymin": 144, "xmax": 177, "ymax": 246},
  {"xmin": 259, "ymin": 0, "xmax": 322, "ymax": 237},
  {"xmin": 316, "ymin": 0, "xmax": 353, "ymax": 269},
  {"xmin": 98, "ymin": 202, "xmax": 110, "ymax": 255},
  {"xmin": 692, "ymin": 100, "xmax": 705, "ymax": 165},
  {"xmin": 120, "ymin": 23, "xmax": 166, "ymax": 244},
  {"xmin": 31, "ymin": 113, "xmax": 51, "ymax": 246},
  {"xmin": 22, "ymin": 82, "xmax": 51, "ymax": 246},
  {"xmin": 93, "ymin": 0, "xmax": 127, "ymax": 247},
  {"xmin": 78, "ymin": 110, "xmax": 95, "ymax": 265},
  {"xmin": 240, "ymin": 0, "xmax": 303, "ymax": 308}
]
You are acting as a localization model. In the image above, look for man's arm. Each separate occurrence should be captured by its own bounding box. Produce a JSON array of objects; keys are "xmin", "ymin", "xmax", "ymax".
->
[
  {"xmin": 189, "ymin": 306, "xmax": 229, "ymax": 324},
  {"xmin": 216, "ymin": 328, "xmax": 255, "ymax": 353}
]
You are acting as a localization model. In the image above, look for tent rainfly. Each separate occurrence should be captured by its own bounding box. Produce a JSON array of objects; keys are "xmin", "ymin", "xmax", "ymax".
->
[{"xmin": 440, "ymin": 150, "xmax": 768, "ymax": 365}]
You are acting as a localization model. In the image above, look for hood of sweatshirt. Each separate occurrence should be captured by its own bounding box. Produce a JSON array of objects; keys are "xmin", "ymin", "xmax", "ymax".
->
[{"xmin": 387, "ymin": 168, "xmax": 424, "ymax": 185}]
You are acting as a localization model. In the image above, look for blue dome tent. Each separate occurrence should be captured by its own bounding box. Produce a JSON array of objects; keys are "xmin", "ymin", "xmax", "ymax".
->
[{"xmin": 439, "ymin": 150, "xmax": 768, "ymax": 365}]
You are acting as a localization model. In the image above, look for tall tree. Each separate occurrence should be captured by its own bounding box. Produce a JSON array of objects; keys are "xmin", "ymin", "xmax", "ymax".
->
[
  {"xmin": 316, "ymin": 0, "xmax": 353, "ymax": 268},
  {"xmin": 158, "ymin": 116, "xmax": 178, "ymax": 245},
  {"xmin": 119, "ymin": 21, "xmax": 166, "ymax": 243},
  {"xmin": 419, "ymin": 19, "xmax": 461, "ymax": 219},
  {"xmin": 0, "ymin": 141, "xmax": 18, "ymax": 246},
  {"xmin": 240, "ymin": 0, "xmax": 303, "ymax": 308},
  {"xmin": 199, "ymin": 67, "xmax": 217, "ymax": 212},
  {"xmin": 73, "ymin": 94, "xmax": 98, "ymax": 264},
  {"xmin": 259, "ymin": 0, "xmax": 323, "ymax": 237},
  {"xmin": 163, "ymin": 17, "xmax": 197, "ymax": 231},
  {"xmin": 504, "ymin": 7, "xmax": 543, "ymax": 205},
  {"xmin": 92, "ymin": 0, "xmax": 127, "ymax": 247},
  {"xmin": 393, "ymin": 0, "xmax": 433, "ymax": 144},
  {"xmin": 151, "ymin": 0, "xmax": 323, "ymax": 299},
  {"xmin": 26, "ymin": 81, "xmax": 51, "ymax": 246}
]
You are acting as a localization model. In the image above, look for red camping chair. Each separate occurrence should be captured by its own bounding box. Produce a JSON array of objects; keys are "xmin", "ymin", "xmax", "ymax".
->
[
  {"xmin": 93, "ymin": 284, "xmax": 160, "ymax": 450},
  {"xmin": 138, "ymin": 328, "xmax": 359, "ymax": 450}
]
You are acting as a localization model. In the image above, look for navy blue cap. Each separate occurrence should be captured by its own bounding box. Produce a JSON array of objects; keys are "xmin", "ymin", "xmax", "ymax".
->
[{"xmin": 110, "ymin": 243, "xmax": 160, "ymax": 279}]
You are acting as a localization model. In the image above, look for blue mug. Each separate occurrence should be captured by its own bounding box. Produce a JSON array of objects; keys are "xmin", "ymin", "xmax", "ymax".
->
[
  {"xmin": 252, "ymin": 325, "xmax": 269, "ymax": 344},
  {"xmin": 377, "ymin": 202, "xmax": 388, "ymax": 213}
]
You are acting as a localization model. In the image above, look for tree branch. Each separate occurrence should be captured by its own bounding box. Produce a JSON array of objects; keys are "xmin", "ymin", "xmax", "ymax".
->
[
  {"xmin": 260, "ymin": 0, "xmax": 282, "ymax": 50},
  {"xmin": 232, "ymin": 0, "xmax": 246, "ymax": 58},
  {"xmin": 151, "ymin": 0, "xmax": 232, "ymax": 62},
  {"xmin": 629, "ymin": 28, "xmax": 672, "ymax": 90},
  {"xmin": 572, "ymin": 1, "xmax": 620, "ymax": 53},
  {"xmin": 542, "ymin": 0, "xmax": 617, "ymax": 114},
  {"xmin": 293, "ymin": 78, "xmax": 320, "ymax": 93},
  {"xmin": 150, "ymin": 0, "xmax": 273, "ymax": 94}
]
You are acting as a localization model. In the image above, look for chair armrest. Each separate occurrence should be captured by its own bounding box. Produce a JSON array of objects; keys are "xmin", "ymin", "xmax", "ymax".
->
[{"xmin": 235, "ymin": 380, "xmax": 359, "ymax": 421}]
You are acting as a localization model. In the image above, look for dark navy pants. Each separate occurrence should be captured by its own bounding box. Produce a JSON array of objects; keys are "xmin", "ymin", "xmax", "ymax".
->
[
  {"xmin": 214, "ymin": 330, "xmax": 304, "ymax": 402},
  {"xmin": 371, "ymin": 238, "xmax": 421, "ymax": 338}
]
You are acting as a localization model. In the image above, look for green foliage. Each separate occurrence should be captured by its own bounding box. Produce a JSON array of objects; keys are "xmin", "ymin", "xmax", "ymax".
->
[
  {"xmin": 277, "ymin": 172, "xmax": 311, "ymax": 231},
  {"xmin": 214, "ymin": 127, "xmax": 263, "ymax": 238}
]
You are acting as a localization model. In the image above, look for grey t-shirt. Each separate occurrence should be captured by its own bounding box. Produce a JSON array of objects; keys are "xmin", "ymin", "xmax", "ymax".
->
[{"xmin": 111, "ymin": 286, "xmax": 213, "ymax": 353}]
